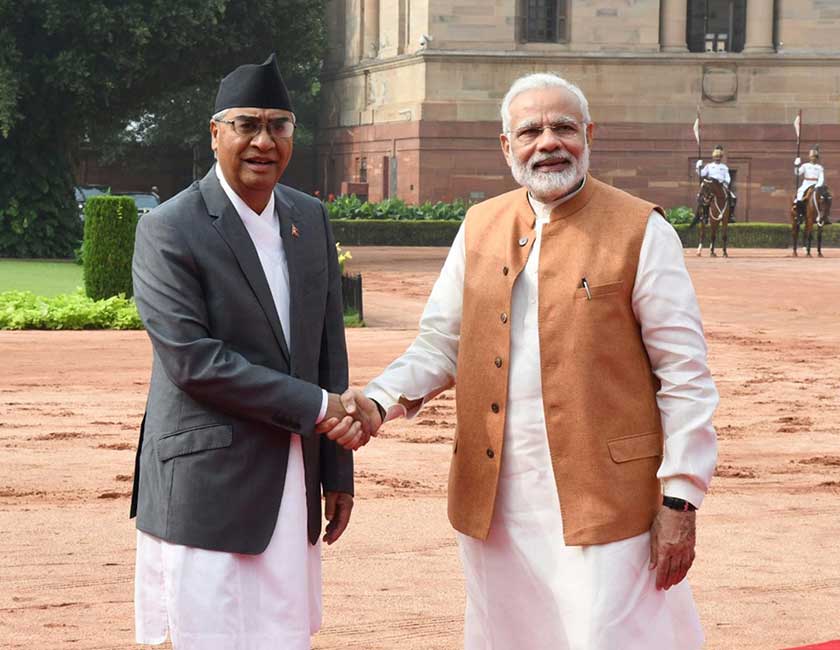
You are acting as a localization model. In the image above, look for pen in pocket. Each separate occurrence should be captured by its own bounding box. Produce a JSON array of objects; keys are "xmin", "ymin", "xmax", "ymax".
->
[{"xmin": 581, "ymin": 277, "xmax": 592, "ymax": 300}]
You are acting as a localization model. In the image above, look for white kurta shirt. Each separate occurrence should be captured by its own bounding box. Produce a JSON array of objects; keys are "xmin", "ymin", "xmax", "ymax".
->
[
  {"xmin": 134, "ymin": 165, "xmax": 322, "ymax": 650},
  {"xmin": 796, "ymin": 162, "xmax": 825, "ymax": 200},
  {"xmin": 699, "ymin": 161, "xmax": 730, "ymax": 186},
  {"xmin": 365, "ymin": 181, "xmax": 718, "ymax": 649}
]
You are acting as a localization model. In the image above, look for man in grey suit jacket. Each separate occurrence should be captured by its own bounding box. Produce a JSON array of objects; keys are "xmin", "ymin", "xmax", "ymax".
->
[{"xmin": 130, "ymin": 54, "xmax": 378, "ymax": 650}]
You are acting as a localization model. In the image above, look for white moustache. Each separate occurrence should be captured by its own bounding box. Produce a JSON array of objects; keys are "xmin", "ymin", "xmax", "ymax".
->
[{"xmin": 529, "ymin": 153, "xmax": 574, "ymax": 170}]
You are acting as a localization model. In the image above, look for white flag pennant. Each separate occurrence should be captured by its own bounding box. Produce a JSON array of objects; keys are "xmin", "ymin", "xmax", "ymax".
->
[
  {"xmin": 794, "ymin": 112, "xmax": 801, "ymax": 139},
  {"xmin": 693, "ymin": 116, "xmax": 701, "ymax": 144}
]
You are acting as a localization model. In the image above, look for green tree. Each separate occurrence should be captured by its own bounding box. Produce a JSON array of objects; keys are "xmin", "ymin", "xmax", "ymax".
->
[{"xmin": 0, "ymin": 0, "xmax": 325, "ymax": 258}]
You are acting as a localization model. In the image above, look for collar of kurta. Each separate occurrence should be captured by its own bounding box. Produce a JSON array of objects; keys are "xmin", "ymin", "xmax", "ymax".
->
[{"xmin": 513, "ymin": 173, "xmax": 596, "ymax": 230}]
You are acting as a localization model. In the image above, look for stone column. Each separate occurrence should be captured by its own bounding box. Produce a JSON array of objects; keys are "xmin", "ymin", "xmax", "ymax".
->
[
  {"xmin": 743, "ymin": 0, "xmax": 774, "ymax": 53},
  {"xmin": 324, "ymin": 0, "xmax": 346, "ymax": 70},
  {"xmin": 660, "ymin": 0, "xmax": 688, "ymax": 52},
  {"xmin": 347, "ymin": 0, "xmax": 362, "ymax": 65},
  {"xmin": 363, "ymin": 0, "xmax": 380, "ymax": 59}
]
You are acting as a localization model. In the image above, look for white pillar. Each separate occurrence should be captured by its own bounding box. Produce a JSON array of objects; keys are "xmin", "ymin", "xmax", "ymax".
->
[
  {"xmin": 363, "ymin": 0, "xmax": 380, "ymax": 59},
  {"xmin": 661, "ymin": 0, "xmax": 688, "ymax": 52},
  {"xmin": 743, "ymin": 0, "xmax": 774, "ymax": 53}
]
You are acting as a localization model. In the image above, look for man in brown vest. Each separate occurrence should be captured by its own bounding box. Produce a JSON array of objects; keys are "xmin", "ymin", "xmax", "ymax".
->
[{"xmin": 325, "ymin": 73, "xmax": 718, "ymax": 649}]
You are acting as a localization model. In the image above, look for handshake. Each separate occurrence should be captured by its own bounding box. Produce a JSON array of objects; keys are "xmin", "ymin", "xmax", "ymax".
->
[{"xmin": 316, "ymin": 388, "xmax": 383, "ymax": 450}]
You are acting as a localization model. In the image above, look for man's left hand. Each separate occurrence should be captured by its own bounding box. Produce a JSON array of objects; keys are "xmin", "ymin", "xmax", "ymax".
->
[
  {"xmin": 649, "ymin": 506, "xmax": 696, "ymax": 590},
  {"xmin": 323, "ymin": 491, "xmax": 353, "ymax": 545}
]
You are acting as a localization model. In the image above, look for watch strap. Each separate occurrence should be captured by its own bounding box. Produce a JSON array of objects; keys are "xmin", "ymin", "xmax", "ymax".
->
[{"xmin": 662, "ymin": 496, "xmax": 697, "ymax": 512}]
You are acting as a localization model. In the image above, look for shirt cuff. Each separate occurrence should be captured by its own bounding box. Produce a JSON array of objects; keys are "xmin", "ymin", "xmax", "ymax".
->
[
  {"xmin": 314, "ymin": 389, "xmax": 328, "ymax": 425},
  {"xmin": 662, "ymin": 477, "xmax": 707, "ymax": 510},
  {"xmin": 363, "ymin": 387, "xmax": 410, "ymax": 422}
]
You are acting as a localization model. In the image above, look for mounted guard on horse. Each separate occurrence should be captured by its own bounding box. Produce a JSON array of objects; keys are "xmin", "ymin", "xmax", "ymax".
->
[
  {"xmin": 793, "ymin": 147, "xmax": 831, "ymax": 226},
  {"xmin": 791, "ymin": 146, "xmax": 832, "ymax": 257},
  {"xmin": 692, "ymin": 146, "xmax": 733, "ymax": 257},
  {"xmin": 694, "ymin": 145, "xmax": 736, "ymax": 223}
]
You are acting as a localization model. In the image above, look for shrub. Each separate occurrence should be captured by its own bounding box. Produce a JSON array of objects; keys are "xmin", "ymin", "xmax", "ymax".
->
[
  {"xmin": 330, "ymin": 219, "xmax": 461, "ymax": 246},
  {"xmin": 82, "ymin": 196, "xmax": 138, "ymax": 300},
  {"xmin": 325, "ymin": 195, "xmax": 468, "ymax": 221},
  {"xmin": 0, "ymin": 289, "xmax": 143, "ymax": 330},
  {"xmin": 665, "ymin": 206, "xmax": 695, "ymax": 225},
  {"xmin": 343, "ymin": 310, "xmax": 364, "ymax": 328}
]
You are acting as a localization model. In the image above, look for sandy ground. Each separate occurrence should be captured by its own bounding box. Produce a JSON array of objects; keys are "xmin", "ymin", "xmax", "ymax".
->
[{"xmin": 1, "ymin": 247, "xmax": 839, "ymax": 650}]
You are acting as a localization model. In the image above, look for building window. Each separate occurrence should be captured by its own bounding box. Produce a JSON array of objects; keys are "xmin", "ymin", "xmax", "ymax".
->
[
  {"xmin": 687, "ymin": 0, "xmax": 746, "ymax": 53},
  {"xmin": 359, "ymin": 157, "xmax": 368, "ymax": 183},
  {"xmin": 522, "ymin": 0, "xmax": 568, "ymax": 43}
]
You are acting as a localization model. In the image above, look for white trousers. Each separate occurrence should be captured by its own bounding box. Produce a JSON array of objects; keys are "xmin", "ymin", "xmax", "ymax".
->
[
  {"xmin": 797, "ymin": 180, "xmax": 819, "ymax": 202},
  {"xmin": 457, "ymin": 397, "xmax": 704, "ymax": 650},
  {"xmin": 134, "ymin": 436, "xmax": 322, "ymax": 650}
]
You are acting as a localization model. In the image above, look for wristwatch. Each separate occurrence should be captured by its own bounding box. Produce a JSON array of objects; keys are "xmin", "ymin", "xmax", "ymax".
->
[
  {"xmin": 662, "ymin": 496, "xmax": 697, "ymax": 512},
  {"xmin": 371, "ymin": 399, "xmax": 386, "ymax": 422}
]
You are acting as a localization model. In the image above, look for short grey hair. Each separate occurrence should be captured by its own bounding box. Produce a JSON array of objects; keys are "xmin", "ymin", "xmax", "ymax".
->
[
  {"xmin": 212, "ymin": 109, "xmax": 228, "ymax": 122},
  {"xmin": 501, "ymin": 73, "xmax": 591, "ymax": 134}
]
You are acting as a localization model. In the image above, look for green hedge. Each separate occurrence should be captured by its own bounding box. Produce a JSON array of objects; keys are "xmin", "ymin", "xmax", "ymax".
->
[
  {"xmin": 326, "ymin": 195, "xmax": 468, "ymax": 221},
  {"xmin": 674, "ymin": 222, "xmax": 840, "ymax": 248},
  {"xmin": 0, "ymin": 290, "xmax": 142, "ymax": 330},
  {"xmin": 82, "ymin": 196, "xmax": 138, "ymax": 300},
  {"xmin": 331, "ymin": 218, "xmax": 839, "ymax": 248},
  {"xmin": 331, "ymin": 219, "xmax": 461, "ymax": 246}
]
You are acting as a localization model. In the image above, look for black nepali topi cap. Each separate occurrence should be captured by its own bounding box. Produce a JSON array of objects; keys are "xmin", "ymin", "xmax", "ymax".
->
[{"xmin": 214, "ymin": 53, "xmax": 294, "ymax": 113}]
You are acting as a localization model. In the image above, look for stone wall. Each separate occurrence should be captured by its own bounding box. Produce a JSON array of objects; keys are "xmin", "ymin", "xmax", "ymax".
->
[
  {"xmin": 318, "ymin": 117, "xmax": 840, "ymax": 221},
  {"xmin": 319, "ymin": 0, "xmax": 840, "ymax": 221}
]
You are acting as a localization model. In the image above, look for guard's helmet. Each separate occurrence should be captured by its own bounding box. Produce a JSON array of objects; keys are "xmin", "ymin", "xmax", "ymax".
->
[
  {"xmin": 712, "ymin": 146, "xmax": 724, "ymax": 160},
  {"xmin": 809, "ymin": 147, "xmax": 820, "ymax": 161}
]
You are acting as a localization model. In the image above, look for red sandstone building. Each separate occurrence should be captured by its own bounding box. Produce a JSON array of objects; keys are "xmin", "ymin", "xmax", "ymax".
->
[{"xmin": 318, "ymin": 0, "xmax": 840, "ymax": 222}]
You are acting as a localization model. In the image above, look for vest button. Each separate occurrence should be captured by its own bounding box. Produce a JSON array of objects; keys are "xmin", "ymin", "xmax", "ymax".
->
[
  {"xmin": 486, "ymin": 448, "xmax": 495, "ymax": 459},
  {"xmin": 502, "ymin": 266, "xmax": 509, "ymax": 276},
  {"xmin": 491, "ymin": 402, "xmax": 500, "ymax": 413},
  {"xmin": 518, "ymin": 237, "xmax": 528, "ymax": 247},
  {"xmin": 494, "ymin": 357, "xmax": 503, "ymax": 368},
  {"xmin": 500, "ymin": 312, "xmax": 508, "ymax": 324}
]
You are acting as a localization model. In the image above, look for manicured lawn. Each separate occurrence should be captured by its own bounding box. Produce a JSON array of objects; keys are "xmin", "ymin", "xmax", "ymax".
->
[{"xmin": 0, "ymin": 260, "xmax": 83, "ymax": 296}]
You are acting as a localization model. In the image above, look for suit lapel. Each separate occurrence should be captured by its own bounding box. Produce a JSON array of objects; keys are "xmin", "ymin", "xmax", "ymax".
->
[
  {"xmin": 201, "ymin": 170, "xmax": 291, "ymax": 365},
  {"xmin": 275, "ymin": 187, "xmax": 304, "ymax": 373}
]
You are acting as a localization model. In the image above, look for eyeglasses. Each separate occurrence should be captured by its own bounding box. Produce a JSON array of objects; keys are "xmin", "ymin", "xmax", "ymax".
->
[
  {"xmin": 214, "ymin": 115, "xmax": 296, "ymax": 140},
  {"xmin": 507, "ymin": 120, "xmax": 587, "ymax": 145}
]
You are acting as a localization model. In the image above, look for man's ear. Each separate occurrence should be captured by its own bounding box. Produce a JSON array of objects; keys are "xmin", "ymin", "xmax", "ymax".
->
[
  {"xmin": 210, "ymin": 119, "xmax": 219, "ymax": 157},
  {"xmin": 500, "ymin": 133, "xmax": 513, "ymax": 167},
  {"xmin": 585, "ymin": 122, "xmax": 595, "ymax": 148}
]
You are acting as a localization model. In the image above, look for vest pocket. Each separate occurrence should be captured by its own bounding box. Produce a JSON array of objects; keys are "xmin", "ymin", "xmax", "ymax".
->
[
  {"xmin": 156, "ymin": 424, "xmax": 233, "ymax": 461},
  {"xmin": 574, "ymin": 280, "xmax": 624, "ymax": 300},
  {"xmin": 607, "ymin": 431, "xmax": 662, "ymax": 463}
]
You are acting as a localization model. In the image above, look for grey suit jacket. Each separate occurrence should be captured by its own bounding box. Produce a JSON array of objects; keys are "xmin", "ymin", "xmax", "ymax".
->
[{"xmin": 130, "ymin": 168, "xmax": 352, "ymax": 554}]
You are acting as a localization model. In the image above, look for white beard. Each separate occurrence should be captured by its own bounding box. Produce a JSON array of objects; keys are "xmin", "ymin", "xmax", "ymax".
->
[{"xmin": 510, "ymin": 146, "xmax": 590, "ymax": 202}]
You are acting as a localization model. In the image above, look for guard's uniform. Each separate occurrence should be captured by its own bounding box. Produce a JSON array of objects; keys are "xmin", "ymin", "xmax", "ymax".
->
[
  {"xmin": 794, "ymin": 149, "xmax": 830, "ymax": 223},
  {"xmin": 695, "ymin": 146, "xmax": 736, "ymax": 221}
]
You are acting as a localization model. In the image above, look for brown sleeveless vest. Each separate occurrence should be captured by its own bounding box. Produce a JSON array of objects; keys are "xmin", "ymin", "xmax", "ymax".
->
[{"xmin": 450, "ymin": 175, "xmax": 665, "ymax": 546}]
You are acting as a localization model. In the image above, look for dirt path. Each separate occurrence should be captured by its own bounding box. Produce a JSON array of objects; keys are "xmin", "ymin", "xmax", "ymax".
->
[{"xmin": 1, "ymin": 248, "xmax": 839, "ymax": 649}]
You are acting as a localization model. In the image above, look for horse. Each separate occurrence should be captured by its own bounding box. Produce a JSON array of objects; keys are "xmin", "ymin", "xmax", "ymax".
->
[
  {"xmin": 695, "ymin": 178, "xmax": 730, "ymax": 257},
  {"xmin": 790, "ymin": 185, "xmax": 832, "ymax": 257}
]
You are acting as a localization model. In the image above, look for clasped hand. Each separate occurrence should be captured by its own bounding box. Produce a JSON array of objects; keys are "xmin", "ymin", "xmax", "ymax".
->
[{"xmin": 316, "ymin": 388, "xmax": 382, "ymax": 450}]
